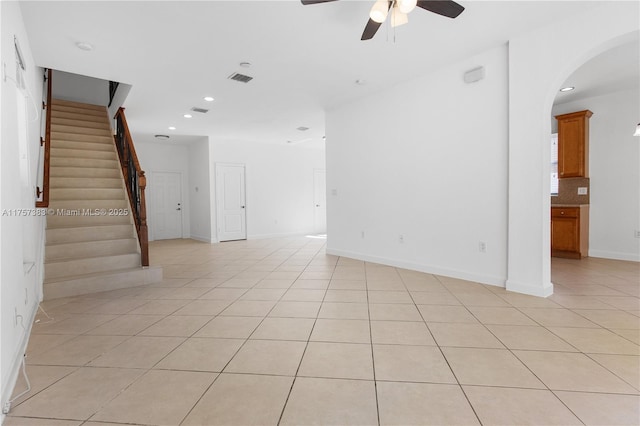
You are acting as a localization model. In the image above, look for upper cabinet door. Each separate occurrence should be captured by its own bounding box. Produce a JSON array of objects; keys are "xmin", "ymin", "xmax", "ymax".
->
[{"xmin": 556, "ymin": 110, "xmax": 593, "ymax": 178}]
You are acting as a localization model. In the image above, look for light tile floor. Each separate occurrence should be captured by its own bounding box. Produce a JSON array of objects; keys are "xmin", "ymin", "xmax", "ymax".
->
[{"xmin": 6, "ymin": 237, "xmax": 640, "ymax": 425}]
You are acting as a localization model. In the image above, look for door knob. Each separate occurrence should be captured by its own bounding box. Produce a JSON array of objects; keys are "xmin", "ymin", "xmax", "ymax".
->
[
  {"xmin": 176, "ymin": 208, "xmax": 181, "ymax": 211},
  {"xmin": 316, "ymin": 204, "xmax": 320, "ymax": 207},
  {"xmin": 241, "ymin": 206, "xmax": 245, "ymax": 209}
]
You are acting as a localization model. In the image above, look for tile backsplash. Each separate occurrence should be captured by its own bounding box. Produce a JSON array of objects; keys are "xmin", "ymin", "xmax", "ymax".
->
[{"xmin": 551, "ymin": 177, "xmax": 590, "ymax": 205}]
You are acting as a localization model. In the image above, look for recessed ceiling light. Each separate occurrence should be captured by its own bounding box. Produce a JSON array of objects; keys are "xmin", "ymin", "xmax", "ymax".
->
[
  {"xmin": 168, "ymin": 126, "xmax": 176, "ymax": 130},
  {"xmin": 183, "ymin": 114, "xmax": 193, "ymax": 118},
  {"xmin": 75, "ymin": 42, "xmax": 93, "ymax": 51},
  {"xmin": 155, "ymin": 134, "xmax": 170, "ymax": 140},
  {"xmin": 559, "ymin": 86, "xmax": 575, "ymax": 92},
  {"xmin": 239, "ymin": 62, "xmax": 252, "ymax": 68},
  {"xmin": 203, "ymin": 96, "xmax": 215, "ymax": 102}
]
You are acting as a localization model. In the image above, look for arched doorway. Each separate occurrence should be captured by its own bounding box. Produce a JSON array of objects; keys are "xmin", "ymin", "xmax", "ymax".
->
[{"xmin": 505, "ymin": 2, "xmax": 639, "ymax": 297}]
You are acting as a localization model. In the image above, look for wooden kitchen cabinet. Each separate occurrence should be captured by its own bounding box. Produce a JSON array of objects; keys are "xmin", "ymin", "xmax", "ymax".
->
[
  {"xmin": 555, "ymin": 110, "xmax": 592, "ymax": 178},
  {"xmin": 551, "ymin": 206, "xmax": 589, "ymax": 259}
]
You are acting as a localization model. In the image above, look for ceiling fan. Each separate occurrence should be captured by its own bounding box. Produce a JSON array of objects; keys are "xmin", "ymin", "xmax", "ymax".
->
[{"xmin": 301, "ymin": 0, "xmax": 465, "ymax": 40}]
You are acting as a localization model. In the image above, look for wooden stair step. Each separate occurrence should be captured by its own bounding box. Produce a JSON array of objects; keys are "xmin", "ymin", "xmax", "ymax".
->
[
  {"xmin": 51, "ymin": 117, "xmax": 111, "ymax": 130},
  {"xmin": 51, "ymin": 124, "xmax": 112, "ymax": 137},
  {"xmin": 50, "ymin": 140, "xmax": 115, "ymax": 152},
  {"xmin": 51, "ymin": 98, "xmax": 106, "ymax": 111},
  {"xmin": 51, "ymin": 157, "xmax": 120, "ymax": 169},
  {"xmin": 50, "ymin": 166, "xmax": 121, "ymax": 178},
  {"xmin": 50, "ymin": 104, "xmax": 107, "ymax": 117},
  {"xmin": 50, "ymin": 187, "xmax": 126, "ymax": 201},
  {"xmin": 51, "ymin": 132, "xmax": 113, "ymax": 144},
  {"xmin": 46, "ymin": 224, "xmax": 135, "ymax": 244},
  {"xmin": 50, "ymin": 177, "xmax": 123, "ymax": 189},
  {"xmin": 51, "ymin": 109, "xmax": 111, "ymax": 124},
  {"xmin": 51, "ymin": 147, "xmax": 117, "ymax": 160},
  {"xmin": 45, "ymin": 252, "xmax": 141, "ymax": 280},
  {"xmin": 43, "ymin": 266, "xmax": 163, "ymax": 300}
]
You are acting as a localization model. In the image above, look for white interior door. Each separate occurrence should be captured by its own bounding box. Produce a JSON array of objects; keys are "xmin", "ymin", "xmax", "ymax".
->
[
  {"xmin": 216, "ymin": 163, "xmax": 247, "ymax": 242},
  {"xmin": 314, "ymin": 169, "xmax": 327, "ymax": 234},
  {"xmin": 151, "ymin": 172, "xmax": 183, "ymax": 240}
]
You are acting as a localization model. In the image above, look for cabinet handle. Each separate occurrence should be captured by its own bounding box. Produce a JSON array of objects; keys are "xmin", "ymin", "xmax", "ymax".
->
[{"xmin": 560, "ymin": 212, "xmax": 565, "ymax": 215}]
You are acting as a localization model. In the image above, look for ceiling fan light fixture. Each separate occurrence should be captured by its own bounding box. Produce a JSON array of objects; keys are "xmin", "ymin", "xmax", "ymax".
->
[
  {"xmin": 397, "ymin": 0, "xmax": 417, "ymax": 14},
  {"xmin": 391, "ymin": 6, "xmax": 409, "ymax": 27},
  {"xmin": 370, "ymin": 0, "xmax": 389, "ymax": 23}
]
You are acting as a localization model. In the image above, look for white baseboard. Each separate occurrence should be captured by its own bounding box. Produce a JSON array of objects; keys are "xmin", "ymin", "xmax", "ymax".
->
[
  {"xmin": 506, "ymin": 279, "xmax": 554, "ymax": 298},
  {"xmin": 190, "ymin": 234, "xmax": 214, "ymax": 244},
  {"xmin": 1, "ymin": 300, "xmax": 39, "ymax": 419},
  {"xmin": 247, "ymin": 231, "xmax": 314, "ymax": 240},
  {"xmin": 588, "ymin": 250, "xmax": 640, "ymax": 262},
  {"xmin": 326, "ymin": 247, "xmax": 506, "ymax": 288}
]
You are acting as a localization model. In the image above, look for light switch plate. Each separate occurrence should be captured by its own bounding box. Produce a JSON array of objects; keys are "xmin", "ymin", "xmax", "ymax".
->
[{"xmin": 577, "ymin": 187, "xmax": 588, "ymax": 195}]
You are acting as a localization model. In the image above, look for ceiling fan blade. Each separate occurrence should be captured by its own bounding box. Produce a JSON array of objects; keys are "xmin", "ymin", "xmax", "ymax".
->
[
  {"xmin": 416, "ymin": 0, "xmax": 465, "ymax": 18},
  {"xmin": 361, "ymin": 18, "xmax": 383, "ymax": 40},
  {"xmin": 361, "ymin": 1, "xmax": 392, "ymax": 41},
  {"xmin": 300, "ymin": 0, "xmax": 340, "ymax": 5}
]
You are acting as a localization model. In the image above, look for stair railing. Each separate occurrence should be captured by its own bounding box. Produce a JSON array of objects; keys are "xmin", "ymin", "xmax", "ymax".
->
[
  {"xmin": 113, "ymin": 107, "xmax": 149, "ymax": 266},
  {"xmin": 36, "ymin": 68, "xmax": 52, "ymax": 207}
]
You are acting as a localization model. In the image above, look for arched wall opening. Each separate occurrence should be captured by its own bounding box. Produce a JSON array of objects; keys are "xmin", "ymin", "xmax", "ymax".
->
[{"xmin": 506, "ymin": 2, "xmax": 639, "ymax": 297}]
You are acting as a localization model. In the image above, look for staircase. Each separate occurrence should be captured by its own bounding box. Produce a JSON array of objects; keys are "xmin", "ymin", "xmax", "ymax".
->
[{"xmin": 43, "ymin": 99, "xmax": 161, "ymax": 299}]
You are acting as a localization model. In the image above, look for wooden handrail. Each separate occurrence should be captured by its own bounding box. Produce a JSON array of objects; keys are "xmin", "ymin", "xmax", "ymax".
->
[
  {"xmin": 36, "ymin": 68, "xmax": 52, "ymax": 208},
  {"xmin": 113, "ymin": 107, "xmax": 149, "ymax": 266}
]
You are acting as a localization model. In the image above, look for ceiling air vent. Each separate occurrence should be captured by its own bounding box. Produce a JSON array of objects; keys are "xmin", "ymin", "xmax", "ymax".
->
[
  {"xmin": 228, "ymin": 72, "xmax": 254, "ymax": 83},
  {"xmin": 296, "ymin": 126, "xmax": 310, "ymax": 132},
  {"xmin": 190, "ymin": 107, "xmax": 209, "ymax": 114}
]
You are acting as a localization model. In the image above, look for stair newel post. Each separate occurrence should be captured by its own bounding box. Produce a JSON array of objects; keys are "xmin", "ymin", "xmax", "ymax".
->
[{"xmin": 138, "ymin": 170, "xmax": 149, "ymax": 267}]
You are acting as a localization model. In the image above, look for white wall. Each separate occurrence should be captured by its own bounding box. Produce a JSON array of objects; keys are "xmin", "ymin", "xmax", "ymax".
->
[
  {"xmin": 0, "ymin": 2, "xmax": 45, "ymax": 419},
  {"xmin": 135, "ymin": 140, "xmax": 191, "ymax": 241},
  {"xmin": 210, "ymin": 141, "xmax": 326, "ymax": 240},
  {"xmin": 188, "ymin": 137, "xmax": 212, "ymax": 242},
  {"xmin": 326, "ymin": 45, "xmax": 508, "ymax": 286},
  {"xmin": 52, "ymin": 69, "xmax": 109, "ymax": 106},
  {"xmin": 507, "ymin": 2, "xmax": 639, "ymax": 296},
  {"xmin": 325, "ymin": 2, "xmax": 638, "ymax": 297},
  {"xmin": 552, "ymin": 90, "xmax": 640, "ymax": 261}
]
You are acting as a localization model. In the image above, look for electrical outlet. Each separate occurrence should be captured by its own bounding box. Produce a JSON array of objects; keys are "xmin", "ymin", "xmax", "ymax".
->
[
  {"xmin": 399, "ymin": 234, "xmax": 404, "ymax": 243},
  {"xmin": 479, "ymin": 241, "xmax": 487, "ymax": 253},
  {"xmin": 577, "ymin": 187, "xmax": 588, "ymax": 195}
]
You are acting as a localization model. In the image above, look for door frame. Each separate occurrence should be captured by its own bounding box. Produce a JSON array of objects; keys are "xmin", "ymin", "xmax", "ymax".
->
[
  {"xmin": 148, "ymin": 170, "xmax": 186, "ymax": 241},
  {"xmin": 313, "ymin": 168, "xmax": 327, "ymax": 235},
  {"xmin": 215, "ymin": 162, "xmax": 247, "ymax": 242}
]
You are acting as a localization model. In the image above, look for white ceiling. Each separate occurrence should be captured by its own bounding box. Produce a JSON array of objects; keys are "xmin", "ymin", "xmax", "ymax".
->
[
  {"xmin": 554, "ymin": 39, "xmax": 639, "ymax": 106},
  {"xmin": 20, "ymin": 1, "xmax": 624, "ymax": 146}
]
